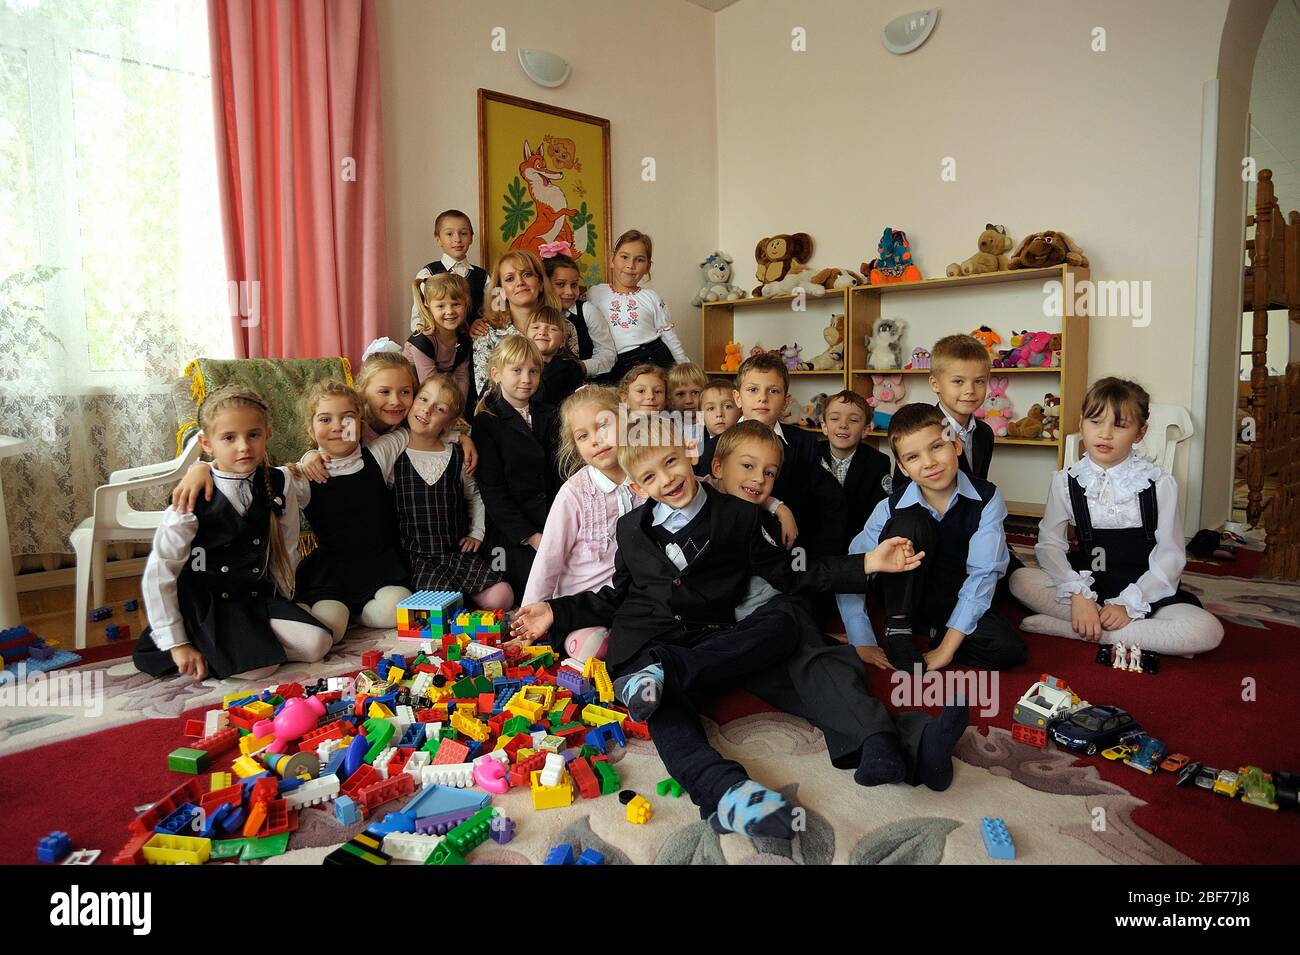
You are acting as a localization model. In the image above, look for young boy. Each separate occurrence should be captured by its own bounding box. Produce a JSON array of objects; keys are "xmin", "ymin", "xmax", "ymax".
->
[
  {"xmin": 713, "ymin": 421, "xmax": 969, "ymax": 792},
  {"xmin": 528, "ymin": 306, "xmax": 585, "ymax": 408},
  {"xmin": 668, "ymin": 362, "xmax": 707, "ymax": 414},
  {"xmin": 412, "ymin": 209, "xmax": 490, "ymax": 330},
  {"xmin": 697, "ymin": 352, "xmax": 843, "ymax": 555},
  {"xmin": 819, "ymin": 390, "xmax": 891, "ymax": 547},
  {"xmin": 839, "ymin": 402, "xmax": 1028, "ymax": 673},
  {"xmin": 692, "ymin": 378, "xmax": 740, "ymax": 476},
  {"xmin": 510, "ymin": 423, "xmax": 922, "ymax": 837}
]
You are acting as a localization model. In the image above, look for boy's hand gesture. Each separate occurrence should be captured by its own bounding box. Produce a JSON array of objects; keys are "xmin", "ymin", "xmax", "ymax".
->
[
  {"xmin": 864, "ymin": 536, "xmax": 924, "ymax": 575},
  {"xmin": 507, "ymin": 602, "xmax": 553, "ymax": 647}
]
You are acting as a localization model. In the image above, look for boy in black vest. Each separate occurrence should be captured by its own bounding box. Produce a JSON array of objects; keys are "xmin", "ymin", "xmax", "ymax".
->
[
  {"xmin": 819, "ymin": 389, "xmax": 892, "ymax": 553},
  {"xmin": 839, "ymin": 402, "xmax": 1027, "ymax": 673},
  {"xmin": 510, "ymin": 418, "xmax": 923, "ymax": 838},
  {"xmin": 411, "ymin": 209, "xmax": 490, "ymax": 330}
]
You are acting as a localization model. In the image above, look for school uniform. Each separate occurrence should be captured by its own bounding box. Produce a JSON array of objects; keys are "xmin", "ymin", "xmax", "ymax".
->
[
  {"xmin": 294, "ymin": 446, "xmax": 408, "ymax": 614},
  {"xmin": 538, "ymin": 354, "xmax": 585, "ymax": 408},
  {"xmin": 890, "ymin": 401, "xmax": 994, "ymax": 487},
  {"xmin": 411, "ymin": 256, "xmax": 489, "ymax": 328},
  {"xmin": 692, "ymin": 431, "xmax": 721, "ymax": 477},
  {"xmin": 838, "ymin": 470, "xmax": 1027, "ymax": 671},
  {"xmin": 567, "ymin": 300, "xmax": 618, "ymax": 379},
  {"xmin": 134, "ymin": 466, "xmax": 320, "ymax": 680},
  {"xmin": 585, "ymin": 284, "xmax": 689, "ymax": 381},
  {"xmin": 819, "ymin": 440, "xmax": 892, "ymax": 546},
  {"xmin": 402, "ymin": 330, "xmax": 472, "ymax": 399},
  {"xmin": 472, "ymin": 390, "xmax": 563, "ymax": 594}
]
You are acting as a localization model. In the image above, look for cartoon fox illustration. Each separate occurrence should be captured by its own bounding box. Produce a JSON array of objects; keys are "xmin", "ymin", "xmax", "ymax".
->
[{"xmin": 511, "ymin": 139, "xmax": 578, "ymax": 256}]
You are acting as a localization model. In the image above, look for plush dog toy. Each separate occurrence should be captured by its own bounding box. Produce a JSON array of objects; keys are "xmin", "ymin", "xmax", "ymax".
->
[
  {"xmin": 863, "ymin": 227, "xmax": 922, "ymax": 284},
  {"xmin": 752, "ymin": 233, "xmax": 827, "ymax": 297},
  {"xmin": 947, "ymin": 224, "xmax": 1013, "ymax": 277},
  {"xmin": 866, "ymin": 317, "xmax": 906, "ymax": 369},
  {"xmin": 1007, "ymin": 404, "xmax": 1046, "ymax": 440},
  {"xmin": 691, "ymin": 251, "xmax": 747, "ymax": 306},
  {"xmin": 798, "ymin": 314, "xmax": 845, "ymax": 371},
  {"xmin": 1008, "ymin": 230, "xmax": 1089, "ymax": 269}
]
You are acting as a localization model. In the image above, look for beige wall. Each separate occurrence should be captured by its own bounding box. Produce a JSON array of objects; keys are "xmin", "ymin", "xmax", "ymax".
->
[
  {"xmin": 714, "ymin": 0, "xmax": 1233, "ymax": 505},
  {"xmin": 376, "ymin": 0, "xmax": 719, "ymax": 358}
]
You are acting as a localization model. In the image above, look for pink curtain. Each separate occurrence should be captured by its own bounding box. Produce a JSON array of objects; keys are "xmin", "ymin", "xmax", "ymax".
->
[{"xmin": 208, "ymin": 0, "xmax": 387, "ymax": 361}]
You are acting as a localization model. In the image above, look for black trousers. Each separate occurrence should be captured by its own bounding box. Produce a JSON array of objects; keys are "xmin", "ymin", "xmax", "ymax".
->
[
  {"xmin": 606, "ymin": 338, "xmax": 676, "ymax": 385},
  {"xmin": 613, "ymin": 602, "xmax": 798, "ymax": 815},
  {"xmin": 876, "ymin": 508, "xmax": 1028, "ymax": 671}
]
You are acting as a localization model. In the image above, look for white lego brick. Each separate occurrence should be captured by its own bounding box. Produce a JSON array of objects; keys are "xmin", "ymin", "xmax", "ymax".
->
[
  {"xmin": 326, "ymin": 676, "xmax": 354, "ymax": 694},
  {"xmin": 421, "ymin": 763, "xmax": 475, "ymax": 789},
  {"xmin": 396, "ymin": 705, "xmax": 416, "ymax": 729},
  {"xmin": 284, "ymin": 775, "xmax": 340, "ymax": 810},
  {"xmin": 373, "ymin": 747, "xmax": 398, "ymax": 779},
  {"xmin": 404, "ymin": 750, "xmax": 431, "ymax": 786},
  {"xmin": 540, "ymin": 752, "xmax": 565, "ymax": 788},
  {"xmin": 419, "ymin": 640, "xmax": 434, "ymax": 655},
  {"xmin": 316, "ymin": 737, "xmax": 345, "ymax": 763},
  {"xmin": 383, "ymin": 830, "xmax": 445, "ymax": 863},
  {"xmin": 204, "ymin": 709, "xmax": 230, "ymax": 736}
]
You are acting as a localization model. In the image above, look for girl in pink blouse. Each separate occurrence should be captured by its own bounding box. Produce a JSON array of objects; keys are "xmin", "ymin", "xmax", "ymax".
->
[{"xmin": 404, "ymin": 272, "xmax": 473, "ymax": 400}]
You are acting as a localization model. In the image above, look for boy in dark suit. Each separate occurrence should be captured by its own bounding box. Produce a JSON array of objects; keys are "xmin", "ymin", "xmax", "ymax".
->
[
  {"xmin": 840, "ymin": 403, "xmax": 1028, "ymax": 673},
  {"xmin": 510, "ymin": 418, "xmax": 923, "ymax": 838},
  {"xmin": 410, "ymin": 209, "xmax": 490, "ymax": 329},
  {"xmin": 696, "ymin": 352, "xmax": 843, "ymax": 555},
  {"xmin": 819, "ymin": 390, "xmax": 892, "ymax": 548}
]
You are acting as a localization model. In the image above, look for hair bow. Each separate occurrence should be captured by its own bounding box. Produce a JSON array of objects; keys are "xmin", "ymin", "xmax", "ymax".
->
[
  {"xmin": 538, "ymin": 241, "xmax": 574, "ymax": 259},
  {"xmin": 362, "ymin": 337, "xmax": 402, "ymax": 362}
]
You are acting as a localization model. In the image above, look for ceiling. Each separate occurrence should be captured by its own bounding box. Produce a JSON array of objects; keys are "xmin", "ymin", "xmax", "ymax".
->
[{"xmin": 1248, "ymin": 0, "xmax": 1300, "ymax": 217}]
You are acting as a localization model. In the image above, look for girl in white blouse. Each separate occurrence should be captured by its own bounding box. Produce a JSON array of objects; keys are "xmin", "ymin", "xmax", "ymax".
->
[{"xmin": 1010, "ymin": 377, "xmax": 1223, "ymax": 656}]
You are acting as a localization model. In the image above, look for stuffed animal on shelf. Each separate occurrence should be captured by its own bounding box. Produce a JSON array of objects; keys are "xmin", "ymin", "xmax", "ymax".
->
[
  {"xmin": 795, "ymin": 393, "xmax": 830, "ymax": 429},
  {"xmin": 691, "ymin": 251, "xmax": 748, "ymax": 306},
  {"xmin": 749, "ymin": 344, "xmax": 767, "ymax": 358},
  {"xmin": 798, "ymin": 314, "xmax": 845, "ymax": 371},
  {"xmin": 721, "ymin": 341, "xmax": 743, "ymax": 372},
  {"xmin": 1041, "ymin": 392, "xmax": 1062, "ymax": 440},
  {"xmin": 867, "ymin": 374, "xmax": 908, "ymax": 431},
  {"xmin": 808, "ymin": 266, "xmax": 868, "ymax": 291},
  {"xmin": 975, "ymin": 375, "xmax": 1014, "ymax": 436},
  {"xmin": 947, "ymin": 224, "xmax": 1013, "ymax": 277},
  {"xmin": 970, "ymin": 325, "xmax": 1002, "ymax": 354},
  {"xmin": 866, "ymin": 317, "xmax": 906, "ymax": 370},
  {"xmin": 1007, "ymin": 404, "xmax": 1046, "ymax": 439},
  {"xmin": 904, "ymin": 346, "xmax": 931, "ymax": 371},
  {"xmin": 1008, "ymin": 230, "xmax": 1089, "ymax": 269},
  {"xmin": 1019, "ymin": 331, "xmax": 1053, "ymax": 367},
  {"xmin": 780, "ymin": 344, "xmax": 803, "ymax": 370},
  {"xmin": 1048, "ymin": 333, "xmax": 1062, "ymax": 367},
  {"xmin": 863, "ymin": 227, "xmax": 922, "ymax": 284},
  {"xmin": 993, "ymin": 329, "xmax": 1026, "ymax": 367},
  {"xmin": 752, "ymin": 233, "xmax": 827, "ymax": 298}
]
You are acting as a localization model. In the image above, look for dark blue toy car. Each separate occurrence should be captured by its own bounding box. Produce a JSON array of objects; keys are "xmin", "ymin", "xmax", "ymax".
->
[{"xmin": 1050, "ymin": 704, "xmax": 1144, "ymax": 756}]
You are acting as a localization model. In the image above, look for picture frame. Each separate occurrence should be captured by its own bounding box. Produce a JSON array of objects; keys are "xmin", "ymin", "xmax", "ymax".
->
[{"xmin": 477, "ymin": 88, "xmax": 612, "ymax": 288}]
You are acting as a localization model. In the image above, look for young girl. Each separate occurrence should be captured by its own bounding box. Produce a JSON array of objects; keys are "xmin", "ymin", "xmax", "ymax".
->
[
  {"xmin": 404, "ymin": 272, "xmax": 473, "ymax": 397},
  {"xmin": 136, "ymin": 386, "xmax": 334, "ymax": 682},
  {"xmin": 472, "ymin": 336, "xmax": 563, "ymax": 596},
  {"xmin": 528, "ymin": 306, "xmax": 585, "ymax": 408},
  {"xmin": 471, "ymin": 250, "xmax": 581, "ymax": 397},
  {"xmin": 585, "ymin": 229, "xmax": 688, "ymax": 382},
  {"xmin": 619, "ymin": 363, "xmax": 668, "ymax": 413},
  {"xmin": 365, "ymin": 375, "xmax": 512, "ymax": 609},
  {"xmin": 1009, "ymin": 377, "xmax": 1224, "ymax": 656},
  {"xmin": 540, "ymin": 249, "xmax": 617, "ymax": 379}
]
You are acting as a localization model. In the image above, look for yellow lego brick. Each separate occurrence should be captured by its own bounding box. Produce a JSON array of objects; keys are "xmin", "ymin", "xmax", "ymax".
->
[
  {"xmin": 397, "ymin": 609, "xmax": 413, "ymax": 627},
  {"xmin": 506, "ymin": 694, "xmax": 546, "ymax": 723},
  {"xmin": 516, "ymin": 748, "xmax": 535, "ymax": 761},
  {"xmin": 142, "ymin": 834, "xmax": 211, "ymax": 865},
  {"xmin": 239, "ymin": 733, "xmax": 274, "ymax": 756},
  {"xmin": 520, "ymin": 645, "xmax": 551, "ymax": 660},
  {"xmin": 626, "ymin": 795, "xmax": 653, "ymax": 825},
  {"xmin": 522, "ymin": 685, "xmax": 554, "ymax": 706},
  {"xmin": 530, "ymin": 769, "xmax": 575, "ymax": 810},
  {"xmin": 232, "ymin": 755, "xmax": 264, "ymax": 778},
  {"xmin": 581, "ymin": 704, "xmax": 626, "ymax": 727},
  {"xmin": 427, "ymin": 683, "xmax": 453, "ymax": 702},
  {"xmin": 584, "ymin": 658, "xmax": 614, "ymax": 703},
  {"xmin": 245, "ymin": 700, "xmax": 274, "ymax": 719},
  {"xmin": 492, "ymin": 736, "xmax": 513, "ymax": 751},
  {"xmin": 45, "ymin": 638, "xmax": 62, "ymax": 649},
  {"xmin": 368, "ymin": 702, "xmax": 395, "ymax": 719},
  {"xmin": 209, "ymin": 772, "xmax": 232, "ymax": 791},
  {"xmin": 451, "ymin": 710, "xmax": 489, "ymax": 742},
  {"xmin": 387, "ymin": 667, "xmax": 405, "ymax": 684}
]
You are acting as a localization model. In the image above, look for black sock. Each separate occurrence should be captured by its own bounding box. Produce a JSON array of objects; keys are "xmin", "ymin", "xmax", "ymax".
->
[
  {"xmin": 882, "ymin": 616, "xmax": 924, "ymax": 672},
  {"xmin": 855, "ymin": 733, "xmax": 906, "ymax": 786},
  {"xmin": 915, "ymin": 703, "xmax": 970, "ymax": 792}
]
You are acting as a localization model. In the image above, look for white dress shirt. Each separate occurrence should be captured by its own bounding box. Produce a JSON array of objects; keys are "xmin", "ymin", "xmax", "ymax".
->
[
  {"xmin": 938, "ymin": 403, "xmax": 977, "ymax": 473},
  {"xmin": 1034, "ymin": 451, "xmax": 1184, "ymax": 618},
  {"xmin": 570, "ymin": 302, "xmax": 619, "ymax": 378},
  {"xmin": 822, "ymin": 446, "xmax": 856, "ymax": 486}
]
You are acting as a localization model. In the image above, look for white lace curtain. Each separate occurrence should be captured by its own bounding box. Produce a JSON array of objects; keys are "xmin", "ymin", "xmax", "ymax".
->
[{"xmin": 0, "ymin": 0, "xmax": 232, "ymax": 558}]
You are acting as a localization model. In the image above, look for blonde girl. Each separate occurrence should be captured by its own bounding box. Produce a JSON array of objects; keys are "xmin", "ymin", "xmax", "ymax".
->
[{"xmin": 404, "ymin": 271, "xmax": 474, "ymax": 397}]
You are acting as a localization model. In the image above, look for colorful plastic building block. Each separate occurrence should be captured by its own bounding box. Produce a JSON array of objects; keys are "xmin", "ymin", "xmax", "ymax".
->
[
  {"xmin": 490, "ymin": 814, "xmax": 516, "ymax": 844},
  {"xmin": 530, "ymin": 769, "xmax": 575, "ymax": 810},
  {"xmin": 544, "ymin": 843, "xmax": 575, "ymax": 865},
  {"xmin": 397, "ymin": 590, "xmax": 463, "ymax": 640},
  {"xmin": 88, "ymin": 606, "xmax": 112, "ymax": 621},
  {"xmin": 168, "ymin": 747, "xmax": 211, "ymax": 774},
  {"xmin": 577, "ymin": 848, "xmax": 605, "ymax": 865},
  {"xmin": 656, "ymin": 777, "xmax": 684, "ymax": 798},
  {"xmin": 325, "ymin": 830, "xmax": 391, "ymax": 866},
  {"xmin": 980, "ymin": 817, "xmax": 1015, "ymax": 860},
  {"xmin": 124, "ymin": 598, "xmax": 139, "ymax": 611},
  {"xmin": 625, "ymin": 794, "xmax": 653, "ymax": 824},
  {"xmin": 142, "ymin": 834, "xmax": 211, "ymax": 865},
  {"xmin": 37, "ymin": 831, "xmax": 72, "ymax": 864}
]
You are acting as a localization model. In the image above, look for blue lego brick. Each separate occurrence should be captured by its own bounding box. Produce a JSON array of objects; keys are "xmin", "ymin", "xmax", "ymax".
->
[
  {"xmin": 201, "ymin": 803, "xmax": 235, "ymax": 839},
  {"xmin": 544, "ymin": 844, "xmax": 575, "ymax": 865},
  {"xmin": 325, "ymin": 699, "xmax": 353, "ymax": 718},
  {"xmin": 398, "ymin": 590, "xmax": 462, "ymax": 612},
  {"xmin": 585, "ymin": 722, "xmax": 626, "ymax": 753},
  {"xmin": 124, "ymin": 598, "xmax": 140, "ymax": 611},
  {"xmin": 460, "ymin": 658, "xmax": 483, "ymax": 678},
  {"xmin": 402, "ymin": 784, "xmax": 490, "ymax": 822},
  {"xmin": 335, "ymin": 795, "xmax": 361, "ymax": 826},
  {"xmin": 226, "ymin": 694, "xmax": 258, "ymax": 708},
  {"xmin": 157, "ymin": 803, "xmax": 203, "ymax": 836},
  {"xmin": 577, "ymin": 848, "xmax": 605, "ymax": 866},
  {"xmin": 221, "ymin": 806, "xmax": 246, "ymax": 835},
  {"xmin": 980, "ymin": 817, "xmax": 1015, "ymax": 860},
  {"xmin": 37, "ymin": 831, "xmax": 72, "ymax": 864},
  {"xmin": 88, "ymin": 606, "xmax": 112, "ymax": 621},
  {"xmin": 322, "ymin": 751, "xmax": 347, "ymax": 779},
  {"xmin": 375, "ymin": 660, "xmax": 392, "ymax": 681},
  {"xmin": 370, "ymin": 811, "xmax": 417, "ymax": 836},
  {"xmin": 390, "ymin": 653, "xmax": 408, "ymax": 670},
  {"xmin": 0, "ymin": 650, "xmax": 83, "ymax": 684},
  {"xmin": 398, "ymin": 724, "xmax": 427, "ymax": 749}
]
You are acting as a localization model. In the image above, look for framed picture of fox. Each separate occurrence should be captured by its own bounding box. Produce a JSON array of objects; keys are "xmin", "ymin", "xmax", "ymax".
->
[{"xmin": 477, "ymin": 89, "xmax": 612, "ymax": 288}]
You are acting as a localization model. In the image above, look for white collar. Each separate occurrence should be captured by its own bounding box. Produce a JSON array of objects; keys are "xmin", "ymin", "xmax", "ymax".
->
[
  {"xmin": 651, "ymin": 482, "xmax": 707, "ymax": 527},
  {"xmin": 826, "ymin": 445, "xmax": 857, "ymax": 466},
  {"xmin": 441, "ymin": 254, "xmax": 470, "ymax": 273},
  {"xmin": 211, "ymin": 465, "xmax": 258, "ymax": 481},
  {"xmin": 322, "ymin": 445, "xmax": 363, "ymax": 473},
  {"xmin": 896, "ymin": 468, "xmax": 981, "ymax": 518},
  {"xmin": 1067, "ymin": 451, "xmax": 1162, "ymax": 503},
  {"xmin": 739, "ymin": 416, "xmax": 787, "ymax": 443},
  {"xmin": 588, "ymin": 465, "xmax": 629, "ymax": 495}
]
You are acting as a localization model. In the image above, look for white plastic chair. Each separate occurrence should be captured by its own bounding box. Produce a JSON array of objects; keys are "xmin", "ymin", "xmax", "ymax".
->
[
  {"xmin": 69, "ymin": 435, "xmax": 201, "ymax": 649},
  {"xmin": 1063, "ymin": 403, "xmax": 1193, "ymax": 473}
]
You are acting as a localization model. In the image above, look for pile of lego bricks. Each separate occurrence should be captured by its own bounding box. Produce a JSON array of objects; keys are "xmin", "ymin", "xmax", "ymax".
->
[
  {"xmin": 97, "ymin": 625, "xmax": 656, "ymax": 866},
  {"xmin": 0, "ymin": 625, "xmax": 81, "ymax": 685}
]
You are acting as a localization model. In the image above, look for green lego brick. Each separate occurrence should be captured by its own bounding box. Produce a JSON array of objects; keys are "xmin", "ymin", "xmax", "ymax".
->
[
  {"xmin": 531, "ymin": 651, "xmax": 555, "ymax": 668},
  {"xmin": 424, "ymin": 842, "xmax": 466, "ymax": 865},
  {"xmin": 421, "ymin": 737, "xmax": 442, "ymax": 757},
  {"xmin": 579, "ymin": 745, "xmax": 598, "ymax": 759},
  {"xmin": 211, "ymin": 838, "xmax": 247, "ymax": 859},
  {"xmin": 240, "ymin": 832, "xmax": 291, "ymax": 860},
  {"xmin": 168, "ymin": 747, "xmax": 211, "ymax": 774},
  {"xmin": 451, "ymin": 677, "xmax": 477, "ymax": 698},
  {"xmin": 656, "ymin": 777, "xmax": 684, "ymax": 798},
  {"xmin": 472, "ymin": 676, "xmax": 493, "ymax": 694},
  {"xmin": 268, "ymin": 695, "xmax": 284, "ymax": 708},
  {"xmin": 446, "ymin": 644, "xmax": 462, "ymax": 661},
  {"xmin": 438, "ymin": 727, "xmax": 458, "ymax": 741},
  {"xmin": 503, "ymin": 716, "xmax": 531, "ymax": 736},
  {"xmin": 444, "ymin": 807, "xmax": 495, "ymax": 856},
  {"xmin": 362, "ymin": 717, "xmax": 395, "ymax": 764},
  {"xmin": 594, "ymin": 760, "xmax": 620, "ymax": 795}
]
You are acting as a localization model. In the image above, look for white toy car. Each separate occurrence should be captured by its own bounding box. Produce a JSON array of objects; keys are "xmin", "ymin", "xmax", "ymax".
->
[{"xmin": 1012, "ymin": 680, "xmax": 1080, "ymax": 729}]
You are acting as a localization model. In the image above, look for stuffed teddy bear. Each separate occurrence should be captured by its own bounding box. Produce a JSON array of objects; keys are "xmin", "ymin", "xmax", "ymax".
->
[
  {"xmin": 863, "ymin": 227, "xmax": 922, "ymax": 284},
  {"xmin": 904, "ymin": 346, "xmax": 930, "ymax": 370},
  {"xmin": 866, "ymin": 317, "xmax": 906, "ymax": 370},
  {"xmin": 1007, "ymin": 230, "xmax": 1089, "ymax": 269},
  {"xmin": 1041, "ymin": 392, "xmax": 1062, "ymax": 440},
  {"xmin": 752, "ymin": 233, "xmax": 827, "ymax": 298},
  {"xmin": 1007, "ymin": 404, "xmax": 1046, "ymax": 439},
  {"xmin": 780, "ymin": 344, "xmax": 803, "ymax": 370},
  {"xmin": 721, "ymin": 341, "xmax": 742, "ymax": 372},
  {"xmin": 1048, "ymin": 332, "xmax": 1062, "ymax": 367},
  {"xmin": 969, "ymin": 325, "xmax": 1002, "ymax": 354},
  {"xmin": 974, "ymin": 375, "xmax": 1014, "ymax": 436},
  {"xmin": 798, "ymin": 314, "xmax": 845, "ymax": 371},
  {"xmin": 691, "ymin": 251, "xmax": 747, "ymax": 306},
  {"xmin": 867, "ymin": 375, "xmax": 907, "ymax": 431},
  {"xmin": 947, "ymin": 224, "xmax": 1013, "ymax": 277}
]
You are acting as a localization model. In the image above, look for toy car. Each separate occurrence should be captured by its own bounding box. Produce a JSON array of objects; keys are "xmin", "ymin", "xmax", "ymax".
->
[
  {"xmin": 1102, "ymin": 743, "xmax": 1138, "ymax": 761},
  {"xmin": 1050, "ymin": 704, "xmax": 1143, "ymax": 756},
  {"xmin": 1123, "ymin": 736, "xmax": 1168, "ymax": 775},
  {"xmin": 1160, "ymin": 752, "xmax": 1191, "ymax": 774},
  {"xmin": 1238, "ymin": 766, "xmax": 1278, "ymax": 810},
  {"xmin": 1013, "ymin": 680, "xmax": 1078, "ymax": 729},
  {"xmin": 1176, "ymin": 760, "xmax": 1203, "ymax": 787},
  {"xmin": 1212, "ymin": 769, "xmax": 1240, "ymax": 797},
  {"xmin": 1194, "ymin": 765, "xmax": 1220, "ymax": 790}
]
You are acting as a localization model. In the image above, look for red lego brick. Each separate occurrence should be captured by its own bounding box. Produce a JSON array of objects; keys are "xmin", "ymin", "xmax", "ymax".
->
[
  {"xmin": 354, "ymin": 694, "xmax": 372, "ymax": 718},
  {"xmin": 255, "ymin": 799, "xmax": 299, "ymax": 836},
  {"xmin": 569, "ymin": 756, "xmax": 600, "ymax": 799},
  {"xmin": 450, "ymin": 697, "xmax": 478, "ymax": 714},
  {"xmin": 359, "ymin": 773, "xmax": 415, "ymax": 817},
  {"xmin": 183, "ymin": 719, "xmax": 205, "ymax": 738},
  {"xmin": 340, "ymin": 764, "xmax": 380, "ymax": 801},
  {"xmin": 623, "ymin": 719, "xmax": 651, "ymax": 740},
  {"xmin": 561, "ymin": 703, "xmax": 579, "ymax": 723},
  {"xmin": 414, "ymin": 663, "xmax": 440, "ymax": 675},
  {"xmin": 555, "ymin": 724, "xmax": 587, "ymax": 747},
  {"xmin": 503, "ymin": 733, "xmax": 532, "ymax": 761},
  {"xmin": 477, "ymin": 692, "xmax": 496, "ymax": 714},
  {"xmin": 112, "ymin": 830, "xmax": 152, "ymax": 866},
  {"xmin": 508, "ymin": 751, "xmax": 548, "ymax": 788},
  {"xmin": 199, "ymin": 783, "xmax": 244, "ymax": 816},
  {"xmin": 440, "ymin": 661, "xmax": 461, "ymax": 680},
  {"xmin": 191, "ymin": 726, "xmax": 240, "ymax": 756},
  {"xmin": 249, "ymin": 776, "xmax": 277, "ymax": 806},
  {"xmin": 385, "ymin": 748, "xmax": 414, "ymax": 778},
  {"xmin": 361, "ymin": 650, "xmax": 383, "ymax": 670},
  {"xmin": 432, "ymin": 739, "xmax": 470, "ymax": 765},
  {"xmin": 226, "ymin": 706, "xmax": 260, "ymax": 732},
  {"xmin": 487, "ymin": 713, "xmax": 506, "ymax": 735},
  {"xmin": 1011, "ymin": 723, "xmax": 1048, "ymax": 749},
  {"xmin": 415, "ymin": 707, "xmax": 445, "ymax": 723},
  {"xmin": 505, "ymin": 666, "xmax": 533, "ymax": 680},
  {"xmin": 299, "ymin": 719, "xmax": 349, "ymax": 754},
  {"xmin": 316, "ymin": 691, "xmax": 342, "ymax": 705},
  {"xmin": 532, "ymin": 669, "xmax": 556, "ymax": 687},
  {"xmin": 275, "ymin": 682, "xmax": 304, "ymax": 700},
  {"xmin": 128, "ymin": 779, "xmax": 205, "ymax": 835}
]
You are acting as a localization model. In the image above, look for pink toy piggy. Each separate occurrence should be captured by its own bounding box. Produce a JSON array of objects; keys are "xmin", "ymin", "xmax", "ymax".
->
[{"xmin": 253, "ymin": 694, "xmax": 326, "ymax": 754}]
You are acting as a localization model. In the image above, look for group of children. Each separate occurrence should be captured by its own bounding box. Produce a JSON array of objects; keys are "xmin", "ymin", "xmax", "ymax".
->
[{"xmin": 134, "ymin": 207, "xmax": 1225, "ymax": 838}]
